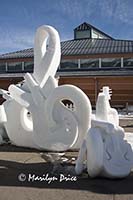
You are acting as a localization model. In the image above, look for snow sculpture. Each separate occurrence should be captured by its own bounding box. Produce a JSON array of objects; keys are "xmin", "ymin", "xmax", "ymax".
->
[
  {"xmin": 75, "ymin": 87, "xmax": 133, "ymax": 178},
  {"xmin": 0, "ymin": 25, "xmax": 91, "ymax": 151},
  {"xmin": 95, "ymin": 86, "xmax": 119, "ymax": 126}
]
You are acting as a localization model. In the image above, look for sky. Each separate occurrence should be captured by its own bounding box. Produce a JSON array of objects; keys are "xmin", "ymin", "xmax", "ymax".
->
[{"xmin": 0, "ymin": 0, "xmax": 133, "ymax": 54}]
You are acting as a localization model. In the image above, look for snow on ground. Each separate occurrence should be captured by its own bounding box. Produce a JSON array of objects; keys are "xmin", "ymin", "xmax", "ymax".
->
[
  {"xmin": 118, "ymin": 105, "xmax": 133, "ymax": 119},
  {"xmin": 119, "ymin": 112, "xmax": 133, "ymax": 119},
  {"xmin": 124, "ymin": 132, "xmax": 133, "ymax": 150},
  {"xmin": 92, "ymin": 110, "xmax": 133, "ymax": 119}
]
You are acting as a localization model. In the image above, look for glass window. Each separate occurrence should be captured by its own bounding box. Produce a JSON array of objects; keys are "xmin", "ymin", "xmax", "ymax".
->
[
  {"xmin": 24, "ymin": 61, "xmax": 34, "ymax": 72},
  {"xmin": 75, "ymin": 30, "xmax": 90, "ymax": 39},
  {"xmin": 7, "ymin": 62, "xmax": 22, "ymax": 72},
  {"xmin": 101, "ymin": 58, "xmax": 121, "ymax": 68},
  {"xmin": 0, "ymin": 63, "xmax": 6, "ymax": 72},
  {"xmin": 60, "ymin": 60, "xmax": 78, "ymax": 69},
  {"xmin": 92, "ymin": 31, "xmax": 99, "ymax": 39},
  {"xmin": 123, "ymin": 58, "xmax": 133, "ymax": 67},
  {"xmin": 80, "ymin": 59, "xmax": 99, "ymax": 68}
]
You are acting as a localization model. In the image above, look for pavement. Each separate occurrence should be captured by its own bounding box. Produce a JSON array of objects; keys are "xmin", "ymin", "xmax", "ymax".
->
[{"xmin": 0, "ymin": 118, "xmax": 133, "ymax": 200}]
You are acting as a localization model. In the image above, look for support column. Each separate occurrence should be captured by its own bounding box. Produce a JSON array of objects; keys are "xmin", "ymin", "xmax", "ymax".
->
[
  {"xmin": 94, "ymin": 77, "xmax": 98, "ymax": 105},
  {"xmin": 121, "ymin": 57, "xmax": 124, "ymax": 68}
]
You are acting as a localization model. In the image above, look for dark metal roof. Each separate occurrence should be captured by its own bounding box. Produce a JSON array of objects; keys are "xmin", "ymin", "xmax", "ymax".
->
[
  {"xmin": 75, "ymin": 22, "xmax": 91, "ymax": 31},
  {"xmin": 0, "ymin": 48, "xmax": 34, "ymax": 60},
  {"xmin": 61, "ymin": 39, "xmax": 133, "ymax": 55},
  {"xmin": 0, "ymin": 38, "xmax": 133, "ymax": 60},
  {"xmin": 74, "ymin": 22, "xmax": 113, "ymax": 39}
]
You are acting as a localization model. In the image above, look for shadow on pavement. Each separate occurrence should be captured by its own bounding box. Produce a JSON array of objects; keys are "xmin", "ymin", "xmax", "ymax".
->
[
  {"xmin": 0, "ymin": 159, "xmax": 133, "ymax": 194},
  {"xmin": 0, "ymin": 143, "xmax": 42, "ymax": 153}
]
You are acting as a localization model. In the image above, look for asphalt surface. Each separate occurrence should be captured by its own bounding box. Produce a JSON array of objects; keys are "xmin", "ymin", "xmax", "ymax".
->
[{"xmin": 0, "ymin": 118, "xmax": 133, "ymax": 200}]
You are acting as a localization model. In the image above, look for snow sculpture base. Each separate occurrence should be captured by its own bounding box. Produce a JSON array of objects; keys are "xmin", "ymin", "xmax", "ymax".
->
[{"xmin": 75, "ymin": 87, "xmax": 133, "ymax": 178}]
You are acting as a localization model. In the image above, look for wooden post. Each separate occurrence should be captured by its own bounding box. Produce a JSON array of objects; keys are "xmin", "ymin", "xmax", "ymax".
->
[{"xmin": 126, "ymin": 102, "xmax": 128, "ymax": 115}]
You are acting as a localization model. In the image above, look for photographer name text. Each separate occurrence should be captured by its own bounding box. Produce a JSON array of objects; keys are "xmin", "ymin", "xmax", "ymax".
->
[{"xmin": 18, "ymin": 173, "xmax": 77, "ymax": 184}]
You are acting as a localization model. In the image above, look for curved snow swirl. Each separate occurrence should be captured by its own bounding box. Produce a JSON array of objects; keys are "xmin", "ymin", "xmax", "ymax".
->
[
  {"xmin": 75, "ymin": 121, "xmax": 133, "ymax": 178},
  {"xmin": 34, "ymin": 25, "xmax": 61, "ymax": 88},
  {"xmin": 33, "ymin": 84, "xmax": 92, "ymax": 150},
  {"xmin": 75, "ymin": 127, "xmax": 104, "ymax": 177},
  {"xmin": 6, "ymin": 81, "xmax": 91, "ymax": 151},
  {"xmin": 3, "ymin": 100, "xmax": 38, "ymax": 148},
  {"xmin": 46, "ymin": 84, "xmax": 91, "ymax": 149}
]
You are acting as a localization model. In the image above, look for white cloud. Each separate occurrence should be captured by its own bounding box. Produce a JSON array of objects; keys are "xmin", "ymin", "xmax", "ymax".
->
[
  {"xmin": 98, "ymin": 0, "xmax": 133, "ymax": 25},
  {"xmin": 58, "ymin": 0, "xmax": 133, "ymax": 25}
]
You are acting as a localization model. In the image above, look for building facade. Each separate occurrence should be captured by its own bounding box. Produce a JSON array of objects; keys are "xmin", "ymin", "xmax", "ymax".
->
[{"xmin": 0, "ymin": 22, "xmax": 133, "ymax": 107}]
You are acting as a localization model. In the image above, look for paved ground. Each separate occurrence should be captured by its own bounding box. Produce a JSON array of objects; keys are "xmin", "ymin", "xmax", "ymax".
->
[{"xmin": 0, "ymin": 118, "xmax": 133, "ymax": 200}]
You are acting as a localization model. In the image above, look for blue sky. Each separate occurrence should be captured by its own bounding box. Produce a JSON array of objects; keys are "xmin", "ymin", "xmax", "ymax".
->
[{"xmin": 0, "ymin": 0, "xmax": 133, "ymax": 54}]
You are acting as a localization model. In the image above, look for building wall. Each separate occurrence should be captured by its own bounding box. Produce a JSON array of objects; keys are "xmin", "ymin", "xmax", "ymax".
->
[
  {"xmin": 0, "ymin": 77, "xmax": 23, "ymax": 104},
  {"xmin": 0, "ymin": 54, "xmax": 133, "ymax": 108},
  {"xmin": 59, "ymin": 76, "xmax": 133, "ymax": 108},
  {"xmin": 0, "ymin": 75, "xmax": 132, "ymax": 108}
]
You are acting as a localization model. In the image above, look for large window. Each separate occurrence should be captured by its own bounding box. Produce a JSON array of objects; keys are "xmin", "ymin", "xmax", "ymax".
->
[
  {"xmin": 0, "ymin": 63, "xmax": 6, "ymax": 72},
  {"xmin": 24, "ymin": 61, "xmax": 34, "ymax": 72},
  {"xmin": 59, "ymin": 57, "xmax": 133, "ymax": 70},
  {"xmin": 101, "ymin": 58, "xmax": 121, "ymax": 68},
  {"xmin": 123, "ymin": 58, "xmax": 133, "ymax": 67},
  {"xmin": 7, "ymin": 62, "xmax": 22, "ymax": 72},
  {"xmin": 80, "ymin": 59, "xmax": 99, "ymax": 69},
  {"xmin": 60, "ymin": 59, "xmax": 78, "ymax": 69},
  {"xmin": 75, "ymin": 30, "xmax": 91, "ymax": 39}
]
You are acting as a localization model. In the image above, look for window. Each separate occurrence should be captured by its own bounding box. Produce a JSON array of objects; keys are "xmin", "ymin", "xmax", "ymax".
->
[
  {"xmin": 92, "ymin": 31, "xmax": 99, "ymax": 39},
  {"xmin": 123, "ymin": 58, "xmax": 133, "ymax": 67},
  {"xmin": 101, "ymin": 58, "xmax": 121, "ymax": 68},
  {"xmin": 7, "ymin": 62, "xmax": 22, "ymax": 72},
  {"xmin": 24, "ymin": 61, "xmax": 34, "ymax": 72},
  {"xmin": 75, "ymin": 30, "xmax": 91, "ymax": 39},
  {"xmin": 0, "ymin": 63, "xmax": 6, "ymax": 72},
  {"xmin": 92, "ymin": 30, "xmax": 107, "ymax": 39},
  {"xmin": 60, "ymin": 60, "xmax": 78, "ymax": 69},
  {"xmin": 80, "ymin": 59, "xmax": 99, "ymax": 69}
]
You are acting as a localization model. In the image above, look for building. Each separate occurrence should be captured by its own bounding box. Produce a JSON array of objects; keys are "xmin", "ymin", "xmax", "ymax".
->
[{"xmin": 0, "ymin": 22, "xmax": 133, "ymax": 107}]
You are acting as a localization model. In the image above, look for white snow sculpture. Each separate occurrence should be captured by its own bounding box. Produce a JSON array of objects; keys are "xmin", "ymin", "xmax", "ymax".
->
[
  {"xmin": 95, "ymin": 86, "xmax": 119, "ymax": 126},
  {"xmin": 0, "ymin": 25, "xmax": 91, "ymax": 151},
  {"xmin": 75, "ymin": 87, "xmax": 133, "ymax": 178}
]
